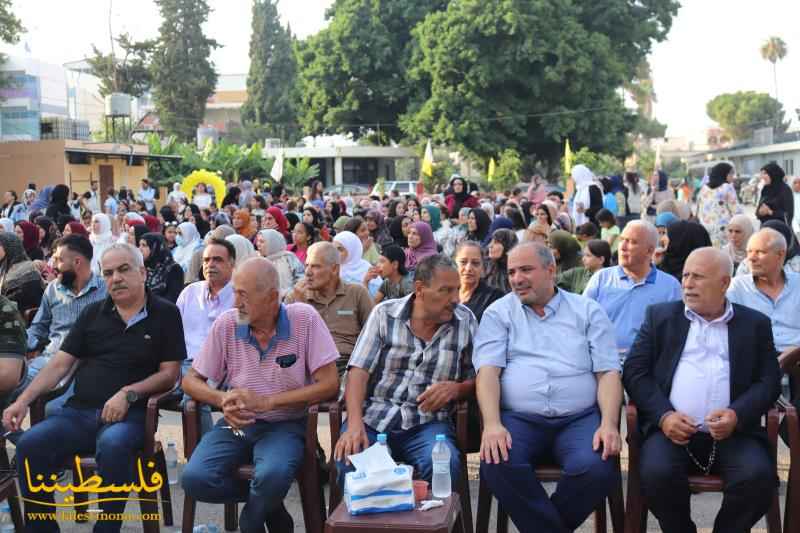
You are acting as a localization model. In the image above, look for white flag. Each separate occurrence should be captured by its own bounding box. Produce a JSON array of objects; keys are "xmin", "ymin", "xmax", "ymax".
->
[{"xmin": 270, "ymin": 151, "xmax": 284, "ymax": 182}]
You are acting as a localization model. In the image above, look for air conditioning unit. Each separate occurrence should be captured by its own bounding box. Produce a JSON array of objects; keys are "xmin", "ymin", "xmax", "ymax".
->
[{"xmin": 105, "ymin": 93, "xmax": 132, "ymax": 117}]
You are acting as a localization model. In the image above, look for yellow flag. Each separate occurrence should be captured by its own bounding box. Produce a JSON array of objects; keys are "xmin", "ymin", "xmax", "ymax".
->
[
  {"xmin": 563, "ymin": 139, "xmax": 573, "ymax": 178},
  {"xmin": 421, "ymin": 139, "xmax": 434, "ymax": 177},
  {"xmin": 488, "ymin": 157, "xmax": 496, "ymax": 182}
]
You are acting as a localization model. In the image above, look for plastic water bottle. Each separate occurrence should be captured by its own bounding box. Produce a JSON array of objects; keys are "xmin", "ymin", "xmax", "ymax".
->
[
  {"xmin": 165, "ymin": 441, "xmax": 179, "ymax": 486},
  {"xmin": 377, "ymin": 433, "xmax": 391, "ymax": 456},
  {"xmin": 431, "ymin": 434, "xmax": 451, "ymax": 498}
]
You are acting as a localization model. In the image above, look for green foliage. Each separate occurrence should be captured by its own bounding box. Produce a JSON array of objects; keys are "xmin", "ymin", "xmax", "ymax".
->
[
  {"xmin": 761, "ymin": 36, "xmax": 787, "ymax": 64},
  {"xmin": 282, "ymin": 158, "xmax": 320, "ymax": 195},
  {"xmin": 0, "ymin": 0, "xmax": 23, "ymax": 96},
  {"xmin": 145, "ymin": 134, "xmax": 274, "ymax": 187},
  {"xmin": 150, "ymin": 0, "xmax": 219, "ymax": 141},
  {"xmin": 488, "ymin": 149, "xmax": 522, "ymax": 192},
  {"xmin": 562, "ymin": 147, "xmax": 622, "ymax": 177},
  {"xmin": 706, "ymin": 91, "xmax": 789, "ymax": 141},
  {"xmin": 632, "ymin": 114, "xmax": 667, "ymax": 139},
  {"xmin": 87, "ymin": 34, "xmax": 156, "ymax": 98},
  {"xmin": 296, "ymin": 0, "xmax": 448, "ymax": 139},
  {"xmin": 399, "ymin": 0, "xmax": 675, "ymax": 167},
  {"xmin": 241, "ymin": 0, "xmax": 301, "ymax": 144}
]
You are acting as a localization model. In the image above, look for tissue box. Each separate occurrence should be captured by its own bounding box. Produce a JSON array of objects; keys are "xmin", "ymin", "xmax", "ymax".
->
[{"xmin": 344, "ymin": 464, "xmax": 415, "ymax": 515}]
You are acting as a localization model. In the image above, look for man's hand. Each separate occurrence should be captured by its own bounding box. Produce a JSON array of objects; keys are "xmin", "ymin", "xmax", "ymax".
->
[
  {"xmin": 333, "ymin": 420, "xmax": 370, "ymax": 463},
  {"xmin": 222, "ymin": 388, "xmax": 265, "ymax": 413},
  {"xmin": 2, "ymin": 401, "xmax": 28, "ymax": 432},
  {"xmin": 221, "ymin": 389, "xmax": 261, "ymax": 429},
  {"xmin": 706, "ymin": 408, "xmax": 737, "ymax": 441},
  {"xmin": 101, "ymin": 391, "xmax": 130, "ymax": 424},
  {"xmin": 661, "ymin": 411, "xmax": 698, "ymax": 445},
  {"xmin": 479, "ymin": 422, "xmax": 512, "ymax": 464},
  {"xmin": 592, "ymin": 424, "xmax": 621, "ymax": 460},
  {"xmin": 417, "ymin": 381, "xmax": 460, "ymax": 413}
]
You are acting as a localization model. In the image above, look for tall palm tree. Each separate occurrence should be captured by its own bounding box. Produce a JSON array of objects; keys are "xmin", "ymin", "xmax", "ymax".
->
[{"xmin": 761, "ymin": 36, "xmax": 788, "ymax": 101}]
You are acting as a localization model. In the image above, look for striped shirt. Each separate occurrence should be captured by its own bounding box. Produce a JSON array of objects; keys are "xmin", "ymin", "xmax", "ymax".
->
[
  {"xmin": 347, "ymin": 294, "xmax": 477, "ymax": 432},
  {"xmin": 193, "ymin": 303, "xmax": 339, "ymax": 422},
  {"xmin": 26, "ymin": 274, "xmax": 107, "ymax": 357}
]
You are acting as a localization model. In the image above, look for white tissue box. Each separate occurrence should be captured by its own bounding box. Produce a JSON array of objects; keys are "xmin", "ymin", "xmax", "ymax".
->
[{"xmin": 344, "ymin": 464, "xmax": 415, "ymax": 515}]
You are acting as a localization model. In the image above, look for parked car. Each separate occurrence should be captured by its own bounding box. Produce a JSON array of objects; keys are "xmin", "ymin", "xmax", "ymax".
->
[
  {"xmin": 371, "ymin": 180, "xmax": 422, "ymax": 196},
  {"xmin": 324, "ymin": 183, "xmax": 371, "ymax": 196}
]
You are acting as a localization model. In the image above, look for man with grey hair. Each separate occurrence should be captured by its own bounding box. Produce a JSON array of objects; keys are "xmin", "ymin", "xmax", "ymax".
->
[
  {"xmin": 624, "ymin": 247, "xmax": 781, "ymax": 532},
  {"xmin": 334, "ymin": 253, "xmax": 477, "ymax": 492},
  {"xmin": 475, "ymin": 242, "xmax": 622, "ymax": 532},
  {"xmin": 181, "ymin": 257, "xmax": 340, "ymax": 533},
  {"xmin": 584, "ymin": 219, "xmax": 682, "ymax": 354},
  {"xmin": 728, "ymin": 228, "xmax": 800, "ymax": 357},
  {"xmin": 286, "ymin": 241, "xmax": 374, "ymax": 375},
  {"xmin": 2, "ymin": 242, "xmax": 186, "ymax": 533}
]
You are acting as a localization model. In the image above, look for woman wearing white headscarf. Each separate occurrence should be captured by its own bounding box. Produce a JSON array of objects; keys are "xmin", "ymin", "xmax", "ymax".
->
[
  {"xmin": 333, "ymin": 231, "xmax": 382, "ymax": 297},
  {"xmin": 256, "ymin": 229, "xmax": 304, "ymax": 297},
  {"xmin": 89, "ymin": 213, "xmax": 116, "ymax": 275},
  {"xmin": 571, "ymin": 164, "xmax": 602, "ymax": 226},
  {"xmin": 0, "ymin": 218, "xmax": 13, "ymax": 233},
  {"xmin": 225, "ymin": 234, "xmax": 258, "ymax": 268},
  {"xmin": 173, "ymin": 222, "xmax": 203, "ymax": 280}
]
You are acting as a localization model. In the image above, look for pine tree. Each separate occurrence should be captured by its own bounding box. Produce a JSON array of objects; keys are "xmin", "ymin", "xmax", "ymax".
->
[
  {"xmin": 241, "ymin": 0, "xmax": 300, "ymax": 144},
  {"xmin": 150, "ymin": 0, "xmax": 219, "ymax": 141}
]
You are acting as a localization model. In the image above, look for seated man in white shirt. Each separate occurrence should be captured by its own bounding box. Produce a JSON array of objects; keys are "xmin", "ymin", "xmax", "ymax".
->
[{"xmin": 624, "ymin": 248, "xmax": 781, "ymax": 533}]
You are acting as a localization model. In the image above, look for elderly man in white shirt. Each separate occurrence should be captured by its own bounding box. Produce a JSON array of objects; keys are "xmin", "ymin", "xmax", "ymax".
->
[{"xmin": 623, "ymin": 248, "xmax": 781, "ymax": 533}]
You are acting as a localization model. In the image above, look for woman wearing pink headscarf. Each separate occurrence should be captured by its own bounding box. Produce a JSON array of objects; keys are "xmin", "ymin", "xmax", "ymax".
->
[{"xmin": 404, "ymin": 221, "xmax": 438, "ymax": 271}]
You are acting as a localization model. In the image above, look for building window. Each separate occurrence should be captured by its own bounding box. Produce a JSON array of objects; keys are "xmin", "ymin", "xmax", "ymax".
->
[
  {"xmin": 342, "ymin": 158, "xmax": 378, "ymax": 184},
  {"xmin": 783, "ymin": 159, "xmax": 794, "ymax": 176}
]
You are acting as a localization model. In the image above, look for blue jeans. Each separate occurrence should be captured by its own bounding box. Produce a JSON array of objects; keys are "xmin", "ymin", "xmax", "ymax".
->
[
  {"xmin": 181, "ymin": 417, "xmax": 306, "ymax": 533},
  {"xmin": 335, "ymin": 420, "xmax": 461, "ymax": 489},
  {"xmin": 480, "ymin": 407, "xmax": 619, "ymax": 533},
  {"xmin": 179, "ymin": 359, "xmax": 213, "ymax": 435},
  {"xmin": 15, "ymin": 405, "xmax": 147, "ymax": 533}
]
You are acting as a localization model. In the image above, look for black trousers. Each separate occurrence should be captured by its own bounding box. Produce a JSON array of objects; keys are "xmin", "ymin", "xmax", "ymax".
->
[{"xmin": 639, "ymin": 431, "xmax": 777, "ymax": 533}]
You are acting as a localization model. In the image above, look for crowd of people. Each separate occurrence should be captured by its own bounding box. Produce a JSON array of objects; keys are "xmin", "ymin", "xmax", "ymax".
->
[{"xmin": 0, "ymin": 160, "xmax": 798, "ymax": 533}]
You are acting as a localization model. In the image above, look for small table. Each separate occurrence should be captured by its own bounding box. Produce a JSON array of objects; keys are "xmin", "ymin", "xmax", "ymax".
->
[{"xmin": 325, "ymin": 494, "xmax": 465, "ymax": 533}]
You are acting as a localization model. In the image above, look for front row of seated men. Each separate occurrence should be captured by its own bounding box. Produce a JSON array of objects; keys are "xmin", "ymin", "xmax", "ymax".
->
[{"xmin": 0, "ymin": 241, "xmax": 783, "ymax": 533}]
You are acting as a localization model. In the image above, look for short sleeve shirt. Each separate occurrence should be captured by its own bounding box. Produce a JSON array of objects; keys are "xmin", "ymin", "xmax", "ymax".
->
[
  {"xmin": 60, "ymin": 295, "xmax": 187, "ymax": 409},
  {"xmin": 193, "ymin": 303, "xmax": 339, "ymax": 422}
]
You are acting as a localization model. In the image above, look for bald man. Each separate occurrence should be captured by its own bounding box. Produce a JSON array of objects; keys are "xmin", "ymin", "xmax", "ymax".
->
[
  {"xmin": 181, "ymin": 257, "xmax": 340, "ymax": 533},
  {"xmin": 624, "ymin": 247, "xmax": 781, "ymax": 533}
]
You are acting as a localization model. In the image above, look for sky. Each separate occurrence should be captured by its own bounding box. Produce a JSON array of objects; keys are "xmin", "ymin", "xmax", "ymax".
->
[{"xmin": 2, "ymin": 0, "xmax": 799, "ymax": 142}]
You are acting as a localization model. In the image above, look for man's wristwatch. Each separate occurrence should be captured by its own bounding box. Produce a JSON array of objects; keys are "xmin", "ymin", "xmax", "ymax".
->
[{"xmin": 124, "ymin": 390, "xmax": 140, "ymax": 405}]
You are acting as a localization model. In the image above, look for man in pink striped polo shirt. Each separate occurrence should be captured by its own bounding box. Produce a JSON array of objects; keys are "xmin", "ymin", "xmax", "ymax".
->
[{"xmin": 181, "ymin": 257, "xmax": 340, "ymax": 533}]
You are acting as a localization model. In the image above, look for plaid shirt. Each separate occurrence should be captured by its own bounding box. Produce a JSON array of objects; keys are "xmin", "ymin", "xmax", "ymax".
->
[{"xmin": 347, "ymin": 294, "xmax": 477, "ymax": 432}]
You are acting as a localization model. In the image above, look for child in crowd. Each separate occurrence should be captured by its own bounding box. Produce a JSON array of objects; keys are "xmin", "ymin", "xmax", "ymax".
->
[
  {"xmin": 365, "ymin": 245, "xmax": 413, "ymax": 304},
  {"xmin": 596, "ymin": 208, "xmax": 620, "ymax": 255},
  {"xmin": 575, "ymin": 221, "xmax": 599, "ymax": 250}
]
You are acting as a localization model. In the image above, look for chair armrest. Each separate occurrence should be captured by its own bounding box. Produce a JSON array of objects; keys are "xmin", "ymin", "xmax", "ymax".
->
[
  {"xmin": 766, "ymin": 406, "xmax": 780, "ymax": 461},
  {"xmin": 625, "ymin": 403, "xmax": 640, "ymax": 448},
  {"xmin": 29, "ymin": 363, "xmax": 80, "ymax": 425},
  {"xmin": 183, "ymin": 400, "xmax": 202, "ymax": 459},
  {"xmin": 455, "ymin": 399, "xmax": 469, "ymax": 453},
  {"xmin": 142, "ymin": 387, "xmax": 180, "ymax": 455}
]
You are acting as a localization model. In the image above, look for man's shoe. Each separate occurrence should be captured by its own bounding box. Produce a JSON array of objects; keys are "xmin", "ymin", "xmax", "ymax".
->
[{"xmin": 264, "ymin": 502, "xmax": 294, "ymax": 533}]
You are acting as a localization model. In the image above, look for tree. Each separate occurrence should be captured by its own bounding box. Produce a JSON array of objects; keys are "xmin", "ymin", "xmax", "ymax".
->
[
  {"xmin": 490, "ymin": 149, "xmax": 523, "ymax": 192},
  {"xmin": 150, "ymin": 0, "xmax": 219, "ymax": 141},
  {"xmin": 87, "ymin": 33, "xmax": 155, "ymax": 98},
  {"xmin": 241, "ymin": 0, "xmax": 300, "ymax": 144},
  {"xmin": 0, "ymin": 0, "xmax": 23, "ymax": 95},
  {"xmin": 282, "ymin": 158, "xmax": 320, "ymax": 195},
  {"xmin": 706, "ymin": 91, "xmax": 789, "ymax": 141},
  {"xmin": 400, "ymin": 0, "xmax": 677, "ymax": 166},
  {"xmin": 296, "ymin": 0, "xmax": 448, "ymax": 140},
  {"xmin": 760, "ymin": 36, "xmax": 787, "ymax": 101},
  {"xmin": 561, "ymin": 147, "xmax": 622, "ymax": 178}
]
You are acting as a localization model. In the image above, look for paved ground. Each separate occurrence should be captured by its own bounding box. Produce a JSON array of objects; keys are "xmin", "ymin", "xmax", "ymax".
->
[{"xmin": 4, "ymin": 410, "xmax": 791, "ymax": 532}]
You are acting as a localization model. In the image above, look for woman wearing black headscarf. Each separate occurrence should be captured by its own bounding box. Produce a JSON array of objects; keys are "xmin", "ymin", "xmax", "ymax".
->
[
  {"xmin": 0, "ymin": 232, "xmax": 45, "ymax": 313},
  {"xmin": 659, "ymin": 221, "xmax": 712, "ymax": 281},
  {"xmin": 139, "ymin": 232, "xmax": 184, "ymax": 303},
  {"xmin": 221, "ymin": 186, "xmax": 241, "ymax": 209},
  {"xmin": 757, "ymin": 162, "xmax": 794, "ymax": 225},
  {"xmin": 444, "ymin": 176, "xmax": 479, "ymax": 218},
  {"xmin": 188, "ymin": 204, "xmax": 210, "ymax": 238},
  {"xmin": 46, "ymin": 184, "xmax": 71, "ymax": 221},
  {"xmin": 695, "ymin": 161, "xmax": 741, "ymax": 248},
  {"xmin": 466, "ymin": 208, "xmax": 491, "ymax": 243},
  {"xmin": 388, "ymin": 215, "xmax": 410, "ymax": 248},
  {"xmin": 484, "ymin": 228, "xmax": 518, "ymax": 293},
  {"xmin": 34, "ymin": 216, "xmax": 58, "ymax": 259}
]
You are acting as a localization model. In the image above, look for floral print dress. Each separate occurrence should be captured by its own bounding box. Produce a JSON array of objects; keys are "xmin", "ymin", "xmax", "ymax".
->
[{"xmin": 695, "ymin": 183, "xmax": 742, "ymax": 248}]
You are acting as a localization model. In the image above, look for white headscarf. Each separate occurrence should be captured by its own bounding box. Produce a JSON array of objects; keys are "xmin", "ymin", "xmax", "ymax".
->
[
  {"xmin": 480, "ymin": 201, "xmax": 495, "ymax": 220},
  {"xmin": 571, "ymin": 164, "xmax": 595, "ymax": 226},
  {"xmin": 89, "ymin": 213, "xmax": 115, "ymax": 274},
  {"xmin": 225, "ymin": 234, "xmax": 257, "ymax": 267},
  {"xmin": 0, "ymin": 218, "xmax": 13, "ymax": 233},
  {"xmin": 333, "ymin": 231, "xmax": 370, "ymax": 285},
  {"xmin": 258, "ymin": 229, "xmax": 288, "ymax": 259},
  {"xmin": 173, "ymin": 222, "xmax": 201, "ymax": 271}
]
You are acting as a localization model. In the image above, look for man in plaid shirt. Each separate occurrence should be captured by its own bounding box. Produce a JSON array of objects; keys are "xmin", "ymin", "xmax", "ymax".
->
[{"xmin": 334, "ymin": 254, "xmax": 477, "ymax": 487}]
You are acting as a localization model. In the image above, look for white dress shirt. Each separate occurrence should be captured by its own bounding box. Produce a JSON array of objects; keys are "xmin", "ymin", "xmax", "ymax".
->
[{"xmin": 669, "ymin": 303, "xmax": 733, "ymax": 432}]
